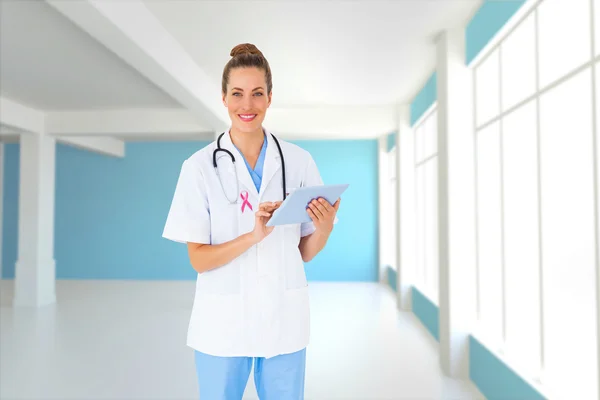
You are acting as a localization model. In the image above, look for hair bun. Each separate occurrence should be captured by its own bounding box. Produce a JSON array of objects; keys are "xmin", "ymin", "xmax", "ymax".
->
[{"xmin": 230, "ymin": 43, "xmax": 263, "ymax": 57}]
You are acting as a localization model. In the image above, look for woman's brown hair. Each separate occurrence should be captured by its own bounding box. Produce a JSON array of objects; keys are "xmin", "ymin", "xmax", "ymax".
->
[{"xmin": 221, "ymin": 43, "xmax": 273, "ymax": 94}]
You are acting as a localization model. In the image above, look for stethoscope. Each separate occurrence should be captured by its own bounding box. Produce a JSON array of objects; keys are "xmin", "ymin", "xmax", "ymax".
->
[{"xmin": 213, "ymin": 132, "xmax": 286, "ymax": 204}]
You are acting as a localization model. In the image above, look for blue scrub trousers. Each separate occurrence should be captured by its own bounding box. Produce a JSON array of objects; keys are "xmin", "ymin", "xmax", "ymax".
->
[{"xmin": 194, "ymin": 348, "xmax": 306, "ymax": 399}]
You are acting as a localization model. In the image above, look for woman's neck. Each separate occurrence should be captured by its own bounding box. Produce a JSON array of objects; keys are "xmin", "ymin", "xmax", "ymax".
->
[{"xmin": 230, "ymin": 127, "xmax": 264, "ymax": 159}]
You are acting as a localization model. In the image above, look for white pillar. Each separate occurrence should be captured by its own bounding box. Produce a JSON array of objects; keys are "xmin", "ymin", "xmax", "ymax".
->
[
  {"xmin": 436, "ymin": 28, "xmax": 478, "ymax": 378},
  {"xmin": 14, "ymin": 133, "xmax": 56, "ymax": 307},
  {"xmin": 378, "ymin": 136, "xmax": 388, "ymax": 284},
  {"xmin": 396, "ymin": 104, "xmax": 415, "ymax": 311},
  {"xmin": 0, "ymin": 142, "xmax": 4, "ymax": 274}
]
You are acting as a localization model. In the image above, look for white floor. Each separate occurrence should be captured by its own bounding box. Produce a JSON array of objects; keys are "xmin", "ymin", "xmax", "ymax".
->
[{"xmin": 1, "ymin": 280, "xmax": 484, "ymax": 400}]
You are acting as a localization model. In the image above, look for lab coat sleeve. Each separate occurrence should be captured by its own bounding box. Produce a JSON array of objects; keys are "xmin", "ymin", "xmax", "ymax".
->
[
  {"xmin": 162, "ymin": 160, "xmax": 211, "ymax": 244},
  {"xmin": 300, "ymin": 155, "xmax": 339, "ymax": 237}
]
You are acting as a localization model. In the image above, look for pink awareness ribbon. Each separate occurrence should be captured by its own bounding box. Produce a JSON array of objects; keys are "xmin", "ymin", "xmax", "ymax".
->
[{"xmin": 240, "ymin": 190, "xmax": 253, "ymax": 213}]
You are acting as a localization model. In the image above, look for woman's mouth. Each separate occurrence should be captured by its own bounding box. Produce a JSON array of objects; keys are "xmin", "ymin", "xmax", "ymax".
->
[{"xmin": 238, "ymin": 114, "xmax": 257, "ymax": 122}]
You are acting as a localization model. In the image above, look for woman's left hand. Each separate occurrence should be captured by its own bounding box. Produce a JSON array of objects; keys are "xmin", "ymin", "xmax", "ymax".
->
[{"xmin": 307, "ymin": 197, "xmax": 340, "ymax": 234}]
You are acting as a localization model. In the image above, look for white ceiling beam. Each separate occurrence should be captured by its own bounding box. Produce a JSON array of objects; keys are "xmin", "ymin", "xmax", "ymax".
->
[
  {"xmin": 0, "ymin": 96, "xmax": 45, "ymax": 134},
  {"xmin": 0, "ymin": 125, "xmax": 125, "ymax": 155},
  {"xmin": 263, "ymin": 105, "xmax": 398, "ymax": 139},
  {"xmin": 45, "ymin": 109, "xmax": 212, "ymax": 137},
  {"xmin": 45, "ymin": 0, "xmax": 229, "ymax": 132},
  {"xmin": 57, "ymin": 136, "xmax": 125, "ymax": 158},
  {"xmin": 45, "ymin": 106, "xmax": 397, "ymax": 141}
]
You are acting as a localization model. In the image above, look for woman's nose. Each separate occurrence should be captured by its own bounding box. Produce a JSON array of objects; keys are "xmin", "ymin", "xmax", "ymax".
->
[{"xmin": 242, "ymin": 96, "xmax": 253, "ymax": 108}]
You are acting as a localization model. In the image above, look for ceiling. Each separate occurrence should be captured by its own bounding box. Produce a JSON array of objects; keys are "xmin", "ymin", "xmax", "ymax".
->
[
  {"xmin": 143, "ymin": 0, "xmax": 482, "ymax": 108},
  {"xmin": 0, "ymin": 0, "xmax": 482, "ymax": 140},
  {"xmin": 0, "ymin": 1, "xmax": 180, "ymax": 111}
]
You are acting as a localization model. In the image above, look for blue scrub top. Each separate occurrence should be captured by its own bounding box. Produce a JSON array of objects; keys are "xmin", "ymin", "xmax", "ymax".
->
[{"xmin": 234, "ymin": 134, "xmax": 268, "ymax": 193}]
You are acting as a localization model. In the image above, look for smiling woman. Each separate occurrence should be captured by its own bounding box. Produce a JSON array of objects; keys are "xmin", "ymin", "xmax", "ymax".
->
[
  {"xmin": 162, "ymin": 43, "xmax": 340, "ymax": 400},
  {"xmin": 221, "ymin": 43, "xmax": 273, "ymax": 136}
]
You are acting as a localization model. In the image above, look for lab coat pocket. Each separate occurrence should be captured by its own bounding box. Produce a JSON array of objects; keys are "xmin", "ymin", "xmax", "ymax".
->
[
  {"xmin": 283, "ymin": 224, "xmax": 307, "ymax": 290},
  {"xmin": 189, "ymin": 292, "xmax": 242, "ymax": 353},
  {"xmin": 196, "ymin": 258, "xmax": 242, "ymax": 295}
]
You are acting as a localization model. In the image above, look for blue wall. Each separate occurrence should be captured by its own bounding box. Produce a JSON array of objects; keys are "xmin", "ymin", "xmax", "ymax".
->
[
  {"xmin": 1, "ymin": 144, "xmax": 19, "ymax": 278},
  {"xmin": 466, "ymin": 0, "xmax": 527, "ymax": 65},
  {"xmin": 2, "ymin": 139, "xmax": 378, "ymax": 282},
  {"xmin": 410, "ymin": 72, "xmax": 437, "ymax": 126},
  {"xmin": 386, "ymin": 266, "xmax": 397, "ymax": 292},
  {"xmin": 470, "ymin": 336, "xmax": 546, "ymax": 400},
  {"xmin": 409, "ymin": 0, "xmax": 527, "ymax": 124},
  {"xmin": 386, "ymin": 133, "xmax": 396, "ymax": 152},
  {"xmin": 412, "ymin": 287, "xmax": 439, "ymax": 341},
  {"xmin": 293, "ymin": 139, "xmax": 379, "ymax": 282},
  {"xmin": 410, "ymin": 286, "xmax": 546, "ymax": 399}
]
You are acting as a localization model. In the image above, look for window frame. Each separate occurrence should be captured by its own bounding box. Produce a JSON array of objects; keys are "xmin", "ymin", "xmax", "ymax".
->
[{"xmin": 471, "ymin": 0, "xmax": 600, "ymax": 394}]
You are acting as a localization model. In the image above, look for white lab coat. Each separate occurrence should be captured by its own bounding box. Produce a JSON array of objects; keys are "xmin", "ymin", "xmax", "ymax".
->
[{"xmin": 162, "ymin": 130, "xmax": 324, "ymax": 358}]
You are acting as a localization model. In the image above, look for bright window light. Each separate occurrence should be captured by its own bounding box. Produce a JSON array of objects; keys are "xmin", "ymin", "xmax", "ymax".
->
[
  {"xmin": 538, "ymin": 0, "xmax": 591, "ymax": 89},
  {"xmin": 501, "ymin": 12, "xmax": 536, "ymax": 112},
  {"xmin": 476, "ymin": 121, "xmax": 503, "ymax": 345},
  {"xmin": 415, "ymin": 166, "xmax": 426, "ymax": 289},
  {"xmin": 424, "ymin": 158, "xmax": 438, "ymax": 303},
  {"xmin": 424, "ymin": 111, "xmax": 438, "ymax": 160},
  {"xmin": 501, "ymin": 100, "xmax": 541, "ymax": 376},
  {"xmin": 414, "ymin": 109, "xmax": 438, "ymax": 297},
  {"xmin": 539, "ymin": 68, "xmax": 597, "ymax": 400},
  {"xmin": 594, "ymin": 0, "xmax": 600, "ymax": 56},
  {"xmin": 416, "ymin": 125, "xmax": 425, "ymax": 163},
  {"xmin": 476, "ymin": 49, "xmax": 500, "ymax": 127}
]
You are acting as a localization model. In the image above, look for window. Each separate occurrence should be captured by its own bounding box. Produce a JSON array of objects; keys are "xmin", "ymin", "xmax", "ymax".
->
[
  {"xmin": 539, "ymin": 67, "xmax": 596, "ymax": 399},
  {"xmin": 414, "ymin": 107, "xmax": 438, "ymax": 303},
  {"xmin": 475, "ymin": 50, "xmax": 500, "ymax": 127},
  {"xmin": 501, "ymin": 12, "xmax": 536, "ymax": 111},
  {"xmin": 538, "ymin": 0, "xmax": 591, "ymax": 88},
  {"xmin": 596, "ymin": 0, "xmax": 600, "ymax": 57},
  {"xmin": 472, "ymin": 0, "xmax": 598, "ymax": 397},
  {"xmin": 502, "ymin": 100, "xmax": 541, "ymax": 377},
  {"xmin": 476, "ymin": 121, "xmax": 503, "ymax": 345}
]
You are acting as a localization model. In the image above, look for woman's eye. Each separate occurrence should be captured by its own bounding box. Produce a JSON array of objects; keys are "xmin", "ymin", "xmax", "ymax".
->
[
  {"xmin": 254, "ymin": 93, "xmax": 263, "ymax": 96},
  {"xmin": 233, "ymin": 93, "xmax": 241, "ymax": 96}
]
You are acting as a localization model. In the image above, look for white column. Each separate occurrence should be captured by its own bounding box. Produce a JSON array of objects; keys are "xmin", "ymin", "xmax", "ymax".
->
[
  {"xmin": 13, "ymin": 133, "xmax": 56, "ymax": 307},
  {"xmin": 378, "ymin": 135, "xmax": 388, "ymax": 284},
  {"xmin": 396, "ymin": 104, "xmax": 415, "ymax": 310},
  {"xmin": 436, "ymin": 28, "xmax": 478, "ymax": 378},
  {"xmin": 0, "ymin": 142, "xmax": 4, "ymax": 274}
]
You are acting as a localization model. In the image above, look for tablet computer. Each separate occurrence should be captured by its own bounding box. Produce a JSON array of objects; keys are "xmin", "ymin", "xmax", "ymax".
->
[{"xmin": 266, "ymin": 184, "xmax": 349, "ymax": 227}]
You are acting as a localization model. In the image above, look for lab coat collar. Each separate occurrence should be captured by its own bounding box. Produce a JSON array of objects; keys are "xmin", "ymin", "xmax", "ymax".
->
[
  {"xmin": 259, "ymin": 129, "xmax": 284, "ymax": 202},
  {"xmin": 219, "ymin": 128, "xmax": 283, "ymax": 202},
  {"xmin": 220, "ymin": 130, "xmax": 260, "ymax": 200}
]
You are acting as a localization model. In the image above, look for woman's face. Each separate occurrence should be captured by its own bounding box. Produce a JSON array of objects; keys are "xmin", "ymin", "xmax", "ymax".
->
[{"xmin": 223, "ymin": 67, "xmax": 272, "ymax": 134}]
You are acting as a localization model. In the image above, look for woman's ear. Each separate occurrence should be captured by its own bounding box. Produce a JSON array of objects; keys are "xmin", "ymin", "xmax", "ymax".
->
[
  {"xmin": 222, "ymin": 93, "xmax": 227, "ymax": 107},
  {"xmin": 267, "ymin": 91, "xmax": 272, "ymax": 108}
]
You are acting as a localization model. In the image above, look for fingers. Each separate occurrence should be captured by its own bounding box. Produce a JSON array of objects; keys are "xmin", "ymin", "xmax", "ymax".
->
[
  {"xmin": 259, "ymin": 201, "xmax": 281, "ymax": 212},
  {"xmin": 333, "ymin": 198, "xmax": 341, "ymax": 211},
  {"xmin": 255, "ymin": 210, "xmax": 271, "ymax": 218},
  {"xmin": 307, "ymin": 207, "xmax": 318, "ymax": 222},
  {"xmin": 317, "ymin": 198, "xmax": 333, "ymax": 212},
  {"xmin": 308, "ymin": 200, "xmax": 324, "ymax": 220}
]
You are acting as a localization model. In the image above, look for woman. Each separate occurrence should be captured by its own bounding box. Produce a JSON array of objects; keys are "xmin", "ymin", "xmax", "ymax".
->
[{"xmin": 162, "ymin": 43, "xmax": 340, "ymax": 399}]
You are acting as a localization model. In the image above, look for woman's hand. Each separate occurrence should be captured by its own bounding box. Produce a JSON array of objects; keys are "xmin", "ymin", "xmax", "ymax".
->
[
  {"xmin": 251, "ymin": 201, "xmax": 282, "ymax": 244},
  {"xmin": 307, "ymin": 197, "xmax": 340, "ymax": 234}
]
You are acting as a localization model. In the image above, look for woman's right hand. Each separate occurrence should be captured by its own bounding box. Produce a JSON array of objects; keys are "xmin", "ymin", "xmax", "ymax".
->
[{"xmin": 251, "ymin": 201, "xmax": 282, "ymax": 244}]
